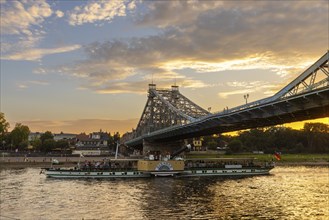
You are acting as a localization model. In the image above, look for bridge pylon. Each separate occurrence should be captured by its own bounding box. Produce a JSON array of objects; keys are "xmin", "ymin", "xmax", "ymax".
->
[
  {"xmin": 134, "ymin": 83, "xmax": 210, "ymax": 140},
  {"xmin": 121, "ymin": 83, "xmax": 210, "ymax": 152}
]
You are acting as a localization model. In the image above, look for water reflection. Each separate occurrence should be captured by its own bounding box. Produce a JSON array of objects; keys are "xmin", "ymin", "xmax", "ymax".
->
[{"xmin": 0, "ymin": 167, "xmax": 328, "ymax": 219}]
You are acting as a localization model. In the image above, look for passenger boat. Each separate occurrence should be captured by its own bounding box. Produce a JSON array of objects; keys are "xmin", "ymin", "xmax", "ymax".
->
[
  {"xmin": 41, "ymin": 157, "xmax": 274, "ymax": 178},
  {"xmin": 41, "ymin": 144, "xmax": 274, "ymax": 178}
]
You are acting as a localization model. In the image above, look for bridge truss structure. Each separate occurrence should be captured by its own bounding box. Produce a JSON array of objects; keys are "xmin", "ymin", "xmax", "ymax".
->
[
  {"xmin": 124, "ymin": 51, "xmax": 329, "ymax": 147},
  {"xmin": 134, "ymin": 84, "xmax": 210, "ymax": 138}
]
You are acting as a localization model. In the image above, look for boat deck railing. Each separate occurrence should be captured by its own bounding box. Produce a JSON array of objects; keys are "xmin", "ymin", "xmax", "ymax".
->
[{"xmin": 47, "ymin": 167, "xmax": 138, "ymax": 172}]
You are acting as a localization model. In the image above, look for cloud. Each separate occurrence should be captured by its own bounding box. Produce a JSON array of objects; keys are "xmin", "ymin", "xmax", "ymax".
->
[
  {"xmin": 218, "ymin": 81, "xmax": 278, "ymax": 99},
  {"xmin": 17, "ymin": 80, "xmax": 50, "ymax": 89},
  {"xmin": 55, "ymin": 10, "xmax": 64, "ymax": 18},
  {"xmin": 78, "ymin": 77, "xmax": 208, "ymax": 95},
  {"xmin": 68, "ymin": 0, "xmax": 137, "ymax": 26},
  {"xmin": 58, "ymin": 1, "xmax": 327, "ymax": 94},
  {"xmin": 57, "ymin": 39, "xmax": 209, "ymax": 94},
  {"xmin": 33, "ymin": 67, "xmax": 48, "ymax": 75},
  {"xmin": 0, "ymin": 0, "xmax": 75, "ymax": 61},
  {"xmin": 218, "ymin": 89, "xmax": 254, "ymax": 99},
  {"xmin": 138, "ymin": 1, "xmax": 327, "ymax": 65},
  {"xmin": 0, "ymin": 0, "xmax": 52, "ymax": 35},
  {"xmin": 137, "ymin": 1, "xmax": 224, "ymax": 28},
  {"xmin": 2, "ymin": 45, "xmax": 81, "ymax": 61}
]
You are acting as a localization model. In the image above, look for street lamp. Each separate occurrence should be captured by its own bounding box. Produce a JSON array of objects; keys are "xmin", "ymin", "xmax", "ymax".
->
[{"xmin": 244, "ymin": 94, "xmax": 249, "ymax": 104}]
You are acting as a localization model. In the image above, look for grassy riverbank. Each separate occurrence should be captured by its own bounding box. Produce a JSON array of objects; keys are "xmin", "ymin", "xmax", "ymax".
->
[{"xmin": 186, "ymin": 152, "xmax": 329, "ymax": 165}]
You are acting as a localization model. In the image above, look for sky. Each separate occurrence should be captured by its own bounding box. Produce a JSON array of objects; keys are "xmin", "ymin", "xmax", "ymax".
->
[{"xmin": 1, "ymin": 0, "xmax": 328, "ymax": 135}]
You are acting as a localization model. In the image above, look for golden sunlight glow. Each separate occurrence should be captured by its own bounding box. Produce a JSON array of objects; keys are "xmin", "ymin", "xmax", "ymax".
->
[
  {"xmin": 223, "ymin": 117, "xmax": 329, "ymax": 136},
  {"xmin": 161, "ymin": 54, "xmax": 314, "ymax": 76},
  {"xmin": 284, "ymin": 117, "xmax": 329, "ymax": 130}
]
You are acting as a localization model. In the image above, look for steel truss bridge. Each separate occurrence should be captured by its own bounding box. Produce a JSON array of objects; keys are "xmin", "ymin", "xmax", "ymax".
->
[{"xmin": 124, "ymin": 52, "xmax": 329, "ymax": 147}]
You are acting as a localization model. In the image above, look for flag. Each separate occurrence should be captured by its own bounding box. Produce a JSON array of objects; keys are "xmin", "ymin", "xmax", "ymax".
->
[{"xmin": 274, "ymin": 152, "xmax": 281, "ymax": 161}]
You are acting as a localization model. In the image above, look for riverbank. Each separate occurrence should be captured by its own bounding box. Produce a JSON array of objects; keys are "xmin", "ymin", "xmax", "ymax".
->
[
  {"xmin": 1, "ymin": 154, "xmax": 328, "ymax": 169},
  {"xmin": 0, "ymin": 156, "xmax": 108, "ymax": 169}
]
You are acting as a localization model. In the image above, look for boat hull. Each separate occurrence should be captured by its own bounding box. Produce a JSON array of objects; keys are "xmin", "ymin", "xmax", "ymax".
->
[
  {"xmin": 43, "ymin": 167, "xmax": 273, "ymax": 178},
  {"xmin": 179, "ymin": 167, "xmax": 273, "ymax": 177}
]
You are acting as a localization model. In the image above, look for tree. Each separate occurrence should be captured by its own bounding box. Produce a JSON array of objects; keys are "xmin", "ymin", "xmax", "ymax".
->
[
  {"xmin": 40, "ymin": 131, "xmax": 54, "ymax": 144},
  {"xmin": 238, "ymin": 128, "xmax": 270, "ymax": 152},
  {"xmin": 42, "ymin": 139, "xmax": 56, "ymax": 152},
  {"xmin": 227, "ymin": 139, "xmax": 243, "ymax": 153},
  {"xmin": 30, "ymin": 139, "xmax": 42, "ymax": 151},
  {"xmin": 0, "ymin": 112, "xmax": 10, "ymax": 147},
  {"xmin": 10, "ymin": 123, "xmax": 30, "ymax": 150},
  {"xmin": 56, "ymin": 139, "xmax": 69, "ymax": 150},
  {"xmin": 303, "ymin": 123, "xmax": 329, "ymax": 153},
  {"xmin": 39, "ymin": 131, "xmax": 54, "ymax": 152},
  {"xmin": 202, "ymin": 135, "xmax": 217, "ymax": 148},
  {"xmin": 266, "ymin": 126, "xmax": 301, "ymax": 153},
  {"xmin": 304, "ymin": 123, "xmax": 329, "ymax": 133},
  {"xmin": 0, "ymin": 112, "xmax": 10, "ymax": 134},
  {"xmin": 206, "ymin": 140, "xmax": 218, "ymax": 150}
]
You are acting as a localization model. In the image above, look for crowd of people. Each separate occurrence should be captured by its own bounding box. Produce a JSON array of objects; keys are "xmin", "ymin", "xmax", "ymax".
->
[{"xmin": 78, "ymin": 159, "xmax": 135, "ymax": 170}]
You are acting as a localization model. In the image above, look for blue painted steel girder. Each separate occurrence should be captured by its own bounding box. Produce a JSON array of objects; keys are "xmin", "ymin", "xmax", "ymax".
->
[{"xmin": 125, "ymin": 87, "xmax": 329, "ymax": 147}]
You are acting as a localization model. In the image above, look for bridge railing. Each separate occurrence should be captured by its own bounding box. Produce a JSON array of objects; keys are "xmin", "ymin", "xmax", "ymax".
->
[
  {"xmin": 211, "ymin": 83, "xmax": 329, "ymax": 117},
  {"xmin": 212, "ymin": 96, "xmax": 273, "ymax": 116}
]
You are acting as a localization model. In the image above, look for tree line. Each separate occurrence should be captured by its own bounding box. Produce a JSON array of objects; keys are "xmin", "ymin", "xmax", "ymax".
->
[
  {"xmin": 0, "ymin": 112, "xmax": 121, "ymax": 152},
  {"xmin": 202, "ymin": 122, "xmax": 329, "ymax": 154}
]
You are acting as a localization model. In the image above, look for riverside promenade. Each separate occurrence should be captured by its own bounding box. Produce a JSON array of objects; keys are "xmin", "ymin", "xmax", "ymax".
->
[{"xmin": 0, "ymin": 156, "xmax": 112, "ymax": 169}]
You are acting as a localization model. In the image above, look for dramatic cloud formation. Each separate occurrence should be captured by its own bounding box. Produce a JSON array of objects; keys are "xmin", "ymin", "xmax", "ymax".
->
[
  {"xmin": 59, "ymin": 1, "xmax": 327, "ymax": 94},
  {"xmin": 1, "ymin": 0, "xmax": 327, "ymax": 134},
  {"xmin": 58, "ymin": 39, "xmax": 208, "ymax": 93}
]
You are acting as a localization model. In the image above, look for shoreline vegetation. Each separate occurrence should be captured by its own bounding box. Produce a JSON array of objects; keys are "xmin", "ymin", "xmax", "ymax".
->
[{"xmin": 1, "ymin": 153, "xmax": 328, "ymax": 169}]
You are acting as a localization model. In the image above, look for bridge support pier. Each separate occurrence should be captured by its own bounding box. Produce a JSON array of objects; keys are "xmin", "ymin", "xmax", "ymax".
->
[{"xmin": 142, "ymin": 139, "xmax": 187, "ymax": 156}]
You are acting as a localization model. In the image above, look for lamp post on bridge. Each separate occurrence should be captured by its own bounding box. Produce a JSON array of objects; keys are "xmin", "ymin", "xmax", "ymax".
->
[{"xmin": 244, "ymin": 94, "xmax": 249, "ymax": 104}]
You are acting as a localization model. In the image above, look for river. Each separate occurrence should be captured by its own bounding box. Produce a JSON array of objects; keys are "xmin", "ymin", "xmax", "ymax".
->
[{"xmin": 0, "ymin": 166, "xmax": 328, "ymax": 220}]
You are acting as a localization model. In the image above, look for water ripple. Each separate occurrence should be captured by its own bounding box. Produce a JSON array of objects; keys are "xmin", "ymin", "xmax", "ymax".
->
[{"xmin": 0, "ymin": 166, "xmax": 328, "ymax": 219}]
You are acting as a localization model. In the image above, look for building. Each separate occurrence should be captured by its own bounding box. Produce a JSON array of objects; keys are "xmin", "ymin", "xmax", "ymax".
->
[
  {"xmin": 53, "ymin": 132, "xmax": 76, "ymax": 141},
  {"xmin": 73, "ymin": 130, "xmax": 110, "ymax": 156},
  {"xmin": 28, "ymin": 132, "xmax": 42, "ymax": 142},
  {"xmin": 193, "ymin": 138, "xmax": 203, "ymax": 151}
]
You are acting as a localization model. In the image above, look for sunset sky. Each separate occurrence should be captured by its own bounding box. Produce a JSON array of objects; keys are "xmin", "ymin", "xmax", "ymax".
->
[{"xmin": 1, "ymin": 0, "xmax": 328, "ymax": 135}]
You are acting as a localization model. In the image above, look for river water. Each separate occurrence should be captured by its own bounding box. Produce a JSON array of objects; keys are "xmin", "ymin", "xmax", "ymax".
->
[{"xmin": 0, "ymin": 166, "xmax": 328, "ymax": 220}]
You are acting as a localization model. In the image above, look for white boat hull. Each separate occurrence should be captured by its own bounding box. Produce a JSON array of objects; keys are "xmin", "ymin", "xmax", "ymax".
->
[
  {"xmin": 179, "ymin": 167, "xmax": 272, "ymax": 177},
  {"xmin": 43, "ymin": 167, "xmax": 273, "ymax": 178}
]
